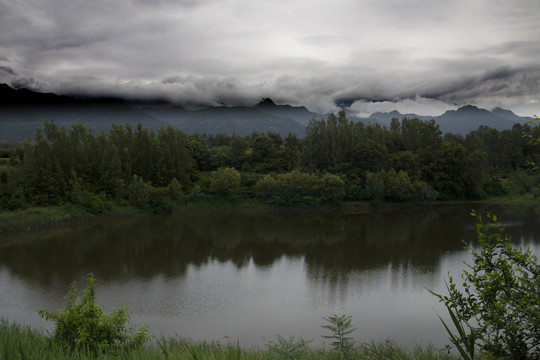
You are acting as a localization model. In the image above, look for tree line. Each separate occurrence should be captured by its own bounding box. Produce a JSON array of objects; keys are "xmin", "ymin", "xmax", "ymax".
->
[{"xmin": 1, "ymin": 111, "xmax": 539, "ymax": 210}]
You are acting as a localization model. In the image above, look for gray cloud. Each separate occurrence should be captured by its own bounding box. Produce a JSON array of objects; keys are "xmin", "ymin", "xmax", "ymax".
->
[
  {"xmin": 10, "ymin": 77, "xmax": 46, "ymax": 91},
  {"xmin": 0, "ymin": 66, "xmax": 16, "ymax": 76},
  {"xmin": 1, "ymin": 0, "xmax": 538, "ymax": 115}
]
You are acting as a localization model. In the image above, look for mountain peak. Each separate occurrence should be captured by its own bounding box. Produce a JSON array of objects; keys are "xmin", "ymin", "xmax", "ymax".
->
[
  {"xmin": 457, "ymin": 105, "xmax": 481, "ymax": 112},
  {"xmin": 257, "ymin": 98, "xmax": 277, "ymax": 107}
]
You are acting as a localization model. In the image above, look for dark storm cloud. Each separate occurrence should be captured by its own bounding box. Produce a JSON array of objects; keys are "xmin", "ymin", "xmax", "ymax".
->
[
  {"xmin": 10, "ymin": 77, "xmax": 46, "ymax": 91},
  {"xmin": 0, "ymin": 0, "xmax": 538, "ymax": 115},
  {"xmin": 0, "ymin": 66, "xmax": 16, "ymax": 76},
  {"xmin": 418, "ymin": 66, "xmax": 540, "ymax": 104}
]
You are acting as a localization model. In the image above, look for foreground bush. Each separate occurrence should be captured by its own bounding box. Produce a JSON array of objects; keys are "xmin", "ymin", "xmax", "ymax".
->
[
  {"xmin": 433, "ymin": 212, "xmax": 540, "ymax": 359},
  {"xmin": 37, "ymin": 273, "xmax": 149, "ymax": 355}
]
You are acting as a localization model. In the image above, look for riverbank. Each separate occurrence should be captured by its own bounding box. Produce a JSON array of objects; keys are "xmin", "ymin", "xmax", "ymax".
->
[
  {"xmin": 1, "ymin": 193, "xmax": 538, "ymax": 235},
  {"xmin": 0, "ymin": 320, "xmax": 459, "ymax": 360},
  {"xmin": 0, "ymin": 194, "xmax": 267, "ymax": 234}
]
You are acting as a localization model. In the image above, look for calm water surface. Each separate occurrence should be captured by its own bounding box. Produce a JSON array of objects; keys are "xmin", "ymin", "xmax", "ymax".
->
[{"xmin": 1, "ymin": 203, "xmax": 539, "ymax": 347}]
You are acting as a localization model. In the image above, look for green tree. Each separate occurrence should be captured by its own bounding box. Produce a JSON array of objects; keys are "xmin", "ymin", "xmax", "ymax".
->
[
  {"xmin": 303, "ymin": 111, "xmax": 355, "ymax": 173},
  {"xmin": 155, "ymin": 126, "xmax": 193, "ymax": 186}
]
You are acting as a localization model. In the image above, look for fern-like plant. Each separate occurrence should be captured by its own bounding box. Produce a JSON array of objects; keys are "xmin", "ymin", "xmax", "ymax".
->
[{"xmin": 321, "ymin": 314, "xmax": 356, "ymax": 356}]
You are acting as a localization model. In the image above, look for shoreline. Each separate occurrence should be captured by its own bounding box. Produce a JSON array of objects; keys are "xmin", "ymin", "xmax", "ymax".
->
[{"xmin": 1, "ymin": 194, "xmax": 538, "ymax": 237}]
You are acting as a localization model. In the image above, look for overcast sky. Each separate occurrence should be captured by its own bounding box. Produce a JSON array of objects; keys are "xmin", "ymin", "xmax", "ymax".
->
[{"xmin": 1, "ymin": 0, "xmax": 539, "ymax": 116}]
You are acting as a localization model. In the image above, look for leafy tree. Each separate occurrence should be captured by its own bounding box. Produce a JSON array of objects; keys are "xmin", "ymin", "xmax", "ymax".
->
[
  {"xmin": 303, "ymin": 111, "xmax": 355, "ymax": 172},
  {"xmin": 155, "ymin": 126, "xmax": 193, "ymax": 186},
  {"xmin": 432, "ymin": 211, "xmax": 540, "ymax": 359}
]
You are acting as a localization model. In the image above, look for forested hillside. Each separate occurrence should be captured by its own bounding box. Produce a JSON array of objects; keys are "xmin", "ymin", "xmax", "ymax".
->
[{"xmin": 1, "ymin": 111, "xmax": 539, "ymax": 211}]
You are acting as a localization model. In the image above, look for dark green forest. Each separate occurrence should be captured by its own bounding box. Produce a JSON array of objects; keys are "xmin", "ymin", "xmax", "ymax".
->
[{"xmin": 1, "ymin": 111, "xmax": 540, "ymax": 211}]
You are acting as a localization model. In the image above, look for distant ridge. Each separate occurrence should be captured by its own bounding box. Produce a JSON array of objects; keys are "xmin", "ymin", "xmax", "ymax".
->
[
  {"xmin": 0, "ymin": 85, "xmax": 317, "ymax": 141},
  {"xmin": 0, "ymin": 83, "xmax": 81, "ymax": 105},
  {"xmin": 0, "ymin": 84, "xmax": 529, "ymax": 141},
  {"xmin": 367, "ymin": 105, "xmax": 526, "ymax": 135}
]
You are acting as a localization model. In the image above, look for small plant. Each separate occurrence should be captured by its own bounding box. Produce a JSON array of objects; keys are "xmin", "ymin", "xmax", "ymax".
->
[
  {"xmin": 37, "ymin": 273, "xmax": 148, "ymax": 354},
  {"xmin": 321, "ymin": 314, "xmax": 357, "ymax": 356},
  {"xmin": 433, "ymin": 299, "xmax": 476, "ymax": 360},
  {"xmin": 265, "ymin": 335, "xmax": 312, "ymax": 359}
]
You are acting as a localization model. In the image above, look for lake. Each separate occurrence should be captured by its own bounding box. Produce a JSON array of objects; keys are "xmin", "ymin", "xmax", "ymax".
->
[{"xmin": 1, "ymin": 203, "xmax": 539, "ymax": 348}]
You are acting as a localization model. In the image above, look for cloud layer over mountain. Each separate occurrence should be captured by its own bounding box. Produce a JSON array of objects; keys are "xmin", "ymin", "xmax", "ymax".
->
[{"xmin": 1, "ymin": 0, "xmax": 539, "ymax": 115}]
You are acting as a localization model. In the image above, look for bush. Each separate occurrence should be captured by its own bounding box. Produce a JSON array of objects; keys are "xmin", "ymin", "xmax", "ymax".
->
[
  {"xmin": 69, "ymin": 175, "xmax": 111, "ymax": 214},
  {"xmin": 432, "ymin": 211, "xmax": 540, "ymax": 359},
  {"xmin": 0, "ymin": 182, "xmax": 27, "ymax": 210},
  {"xmin": 128, "ymin": 175, "xmax": 153, "ymax": 207},
  {"xmin": 37, "ymin": 273, "xmax": 148, "ymax": 354},
  {"xmin": 254, "ymin": 170, "xmax": 345, "ymax": 206},
  {"xmin": 265, "ymin": 335, "xmax": 312, "ymax": 359},
  {"xmin": 167, "ymin": 177, "xmax": 183, "ymax": 199},
  {"xmin": 364, "ymin": 169, "xmax": 437, "ymax": 202},
  {"xmin": 209, "ymin": 167, "xmax": 241, "ymax": 194}
]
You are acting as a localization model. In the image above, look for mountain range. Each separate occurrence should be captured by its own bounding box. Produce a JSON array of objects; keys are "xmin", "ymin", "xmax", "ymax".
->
[{"xmin": 0, "ymin": 84, "xmax": 529, "ymax": 142}]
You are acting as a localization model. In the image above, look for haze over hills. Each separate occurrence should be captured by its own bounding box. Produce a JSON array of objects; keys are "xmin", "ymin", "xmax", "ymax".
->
[
  {"xmin": 366, "ymin": 105, "xmax": 529, "ymax": 135},
  {"xmin": 0, "ymin": 84, "xmax": 529, "ymax": 142}
]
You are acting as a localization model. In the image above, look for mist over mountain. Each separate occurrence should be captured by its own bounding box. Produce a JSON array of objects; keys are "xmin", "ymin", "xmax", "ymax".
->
[
  {"xmin": 366, "ymin": 105, "xmax": 527, "ymax": 135},
  {"xmin": 0, "ymin": 84, "xmax": 529, "ymax": 142}
]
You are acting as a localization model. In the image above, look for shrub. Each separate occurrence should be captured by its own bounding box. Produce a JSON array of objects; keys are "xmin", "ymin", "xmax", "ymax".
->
[
  {"xmin": 69, "ymin": 174, "xmax": 111, "ymax": 214},
  {"xmin": 37, "ymin": 273, "xmax": 148, "ymax": 354},
  {"xmin": 167, "ymin": 177, "xmax": 183, "ymax": 199},
  {"xmin": 254, "ymin": 170, "xmax": 345, "ymax": 206},
  {"xmin": 0, "ymin": 182, "xmax": 27, "ymax": 210},
  {"xmin": 128, "ymin": 175, "xmax": 153, "ymax": 207},
  {"xmin": 209, "ymin": 167, "xmax": 241, "ymax": 194},
  {"xmin": 254, "ymin": 174, "xmax": 278, "ymax": 196},
  {"xmin": 432, "ymin": 211, "xmax": 540, "ymax": 359},
  {"xmin": 364, "ymin": 169, "xmax": 437, "ymax": 202},
  {"xmin": 265, "ymin": 335, "xmax": 312, "ymax": 360}
]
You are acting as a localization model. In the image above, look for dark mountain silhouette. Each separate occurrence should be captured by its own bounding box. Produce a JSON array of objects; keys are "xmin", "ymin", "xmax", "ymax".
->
[
  {"xmin": 0, "ymin": 83, "xmax": 80, "ymax": 105},
  {"xmin": 142, "ymin": 105, "xmax": 307, "ymax": 136},
  {"xmin": 436, "ymin": 105, "xmax": 523, "ymax": 134},
  {"xmin": 254, "ymin": 97, "xmax": 321, "ymax": 126},
  {"xmin": 0, "ymin": 84, "xmax": 528, "ymax": 142},
  {"xmin": 1, "ymin": 102, "xmax": 168, "ymax": 142},
  {"xmin": 368, "ymin": 105, "xmax": 526, "ymax": 134},
  {"xmin": 0, "ymin": 84, "xmax": 317, "ymax": 141},
  {"xmin": 368, "ymin": 110, "xmax": 432, "ymax": 127},
  {"xmin": 491, "ymin": 107, "xmax": 528, "ymax": 123}
]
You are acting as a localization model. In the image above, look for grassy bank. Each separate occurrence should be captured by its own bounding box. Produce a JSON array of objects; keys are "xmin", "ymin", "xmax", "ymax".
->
[
  {"xmin": 0, "ymin": 194, "xmax": 267, "ymax": 234},
  {"xmin": 0, "ymin": 320, "xmax": 459, "ymax": 360},
  {"xmin": 1, "ymin": 193, "xmax": 538, "ymax": 235}
]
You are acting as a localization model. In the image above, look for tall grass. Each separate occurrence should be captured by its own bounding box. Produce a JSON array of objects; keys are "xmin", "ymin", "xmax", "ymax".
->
[{"xmin": 0, "ymin": 319, "xmax": 460, "ymax": 360}]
